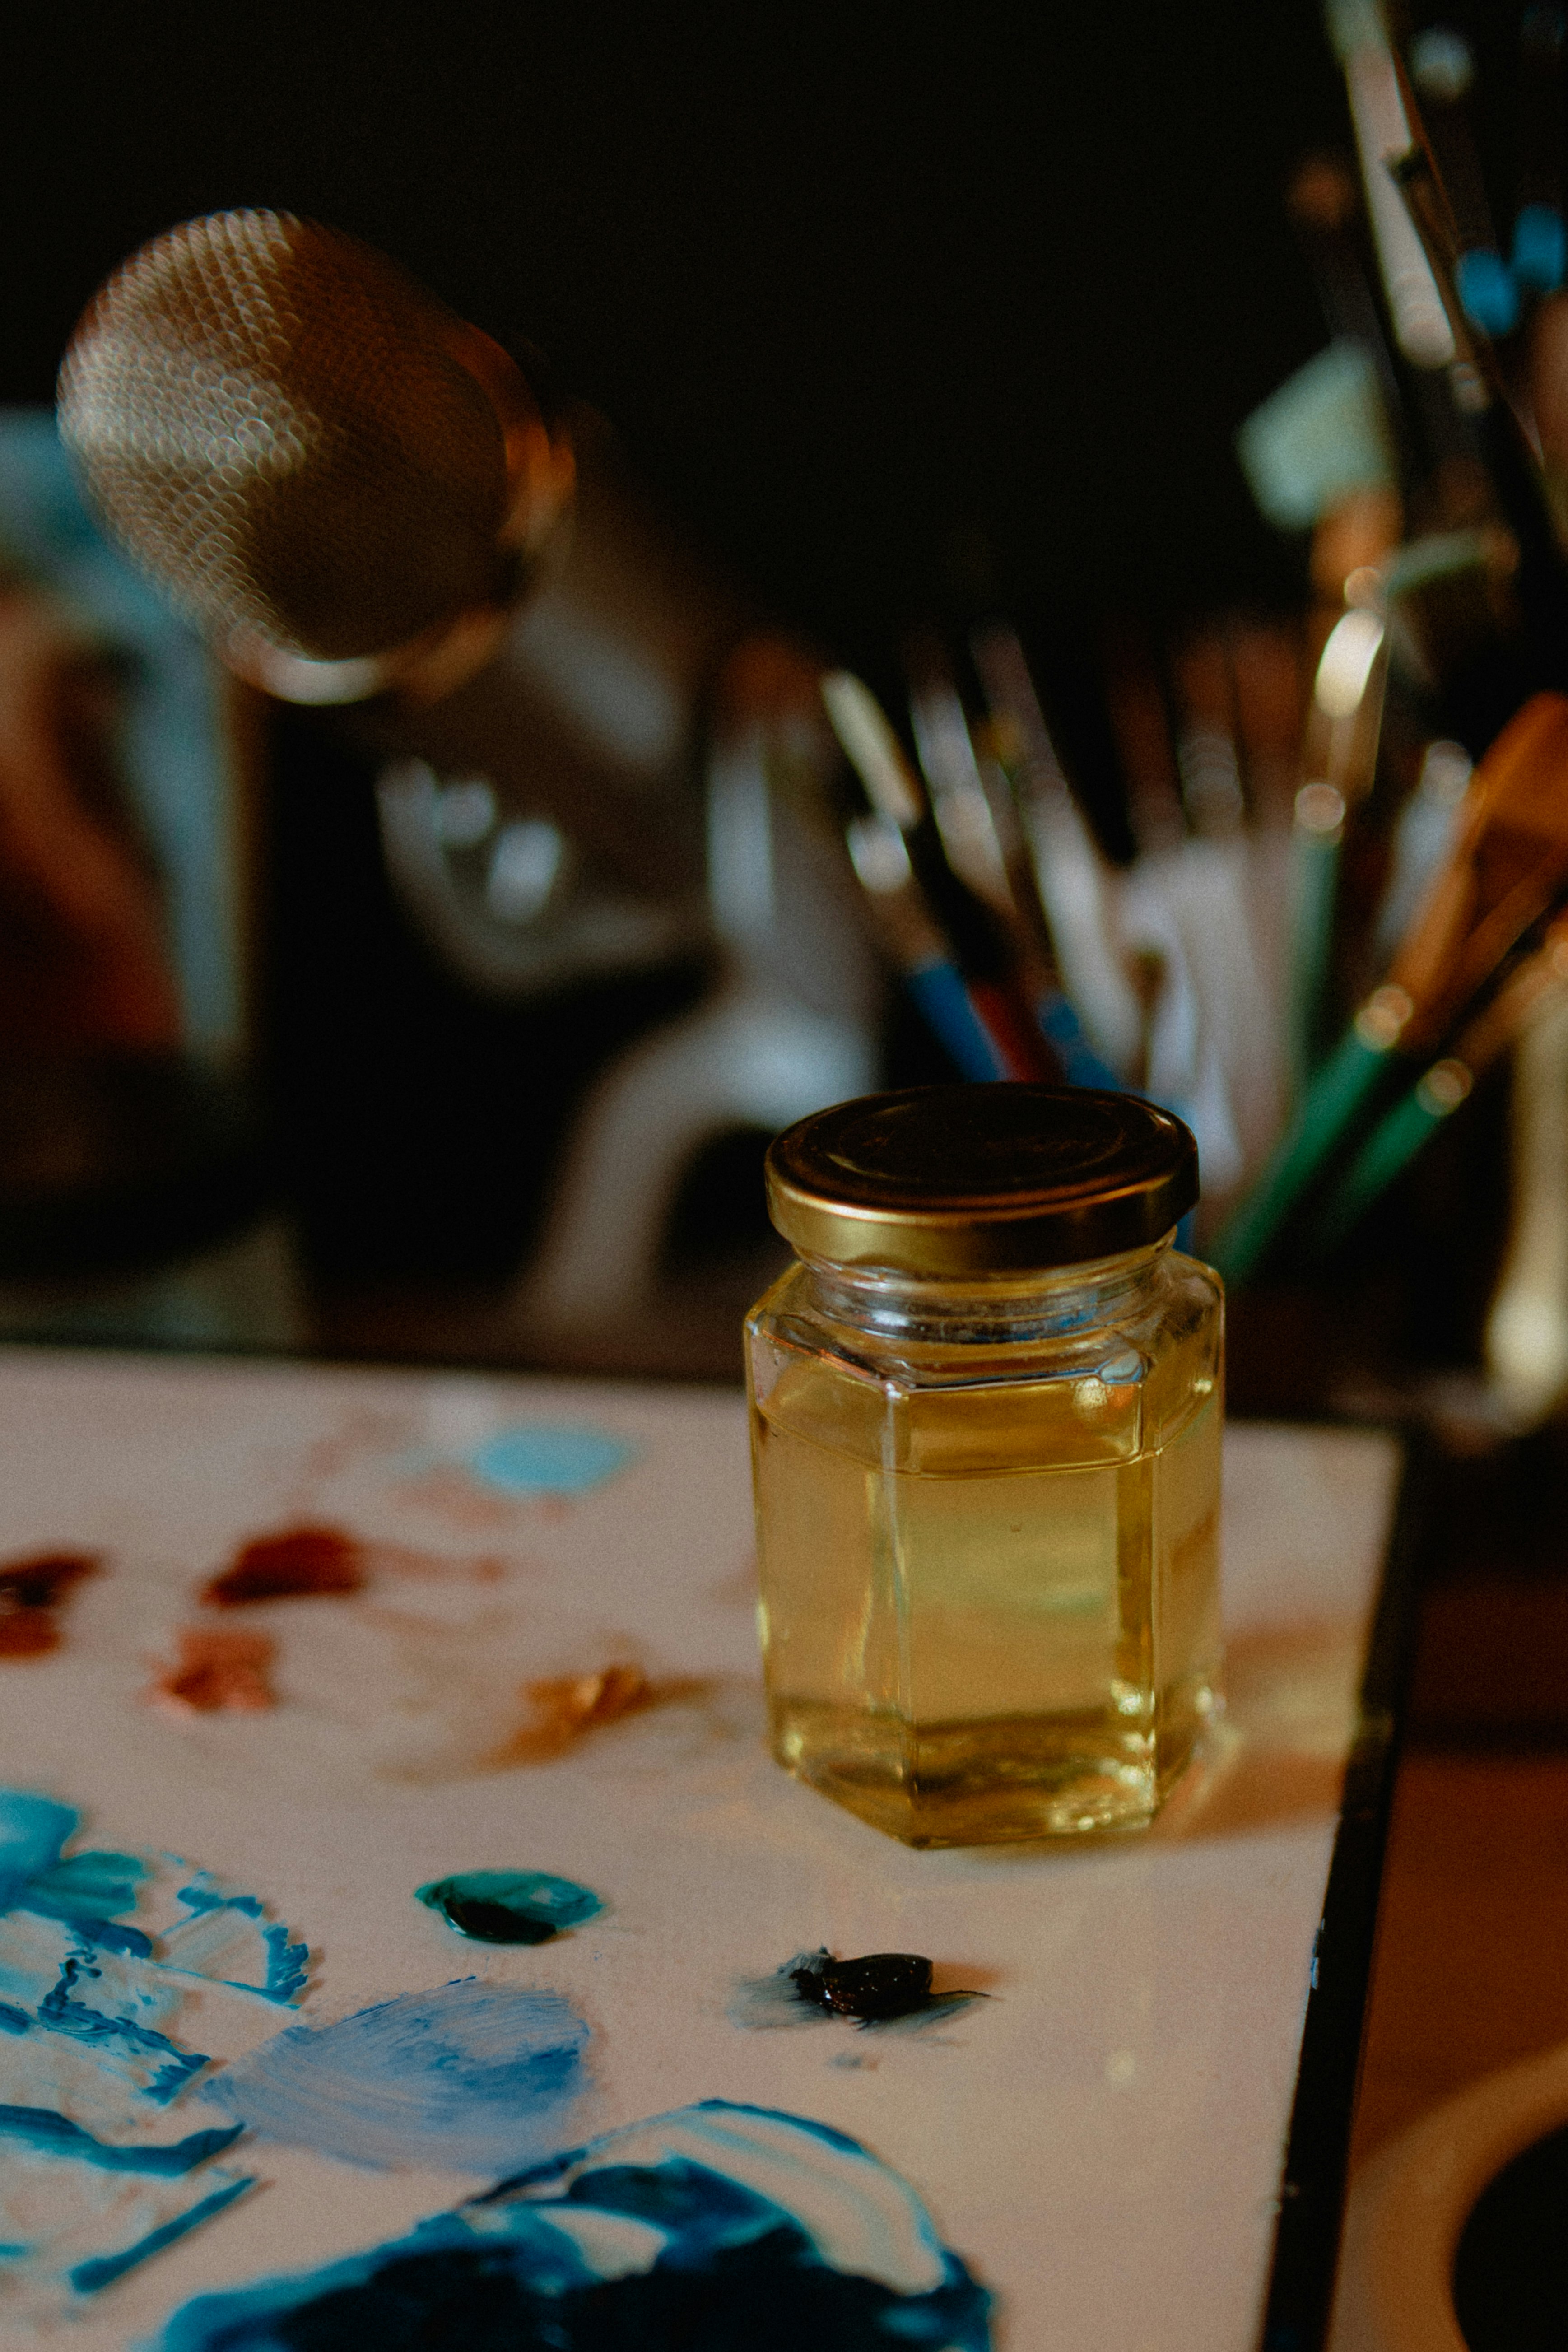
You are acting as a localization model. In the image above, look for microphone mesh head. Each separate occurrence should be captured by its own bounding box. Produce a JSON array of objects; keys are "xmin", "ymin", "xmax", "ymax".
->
[{"xmin": 57, "ymin": 210, "xmax": 511, "ymax": 662}]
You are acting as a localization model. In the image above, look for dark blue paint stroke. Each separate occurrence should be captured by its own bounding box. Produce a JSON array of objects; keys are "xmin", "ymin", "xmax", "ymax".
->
[
  {"xmin": 69, "ymin": 2174, "xmax": 253, "ymax": 2295},
  {"xmin": 257, "ymin": 1920, "xmax": 310, "ymax": 2004},
  {"xmin": 0, "ymin": 2103, "xmax": 244, "ymax": 2173},
  {"xmin": 47, "ymin": 1914, "xmax": 155, "ymax": 1958},
  {"xmin": 467, "ymin": 1425, "xmax": 636, "ymax": 1497},
  {"xmin": 0, "ymin": 1790, "xmax": 75, "ymax": 1914},
  {"xmin": 0, "ymin": 2002, "xmax": 30, "ymax": 2035},
  {"xmin": 416, "ymin": 1871, "xmax": 603, "ymax": 1946},
  {"xmin": 153, "ymin": 2101, "xmax": 992, "ymax": 2351},
  {"xmin": 177, "ymin": 1882, "xmax": 260, "ymax": 1918},
  {"xmin": 38, "ymin": 1961, "xmax": 210, "ymax": 2101},
  {"xmin": 202, "ymin": 1978, "xmax": 591, "ymax": 2174}
]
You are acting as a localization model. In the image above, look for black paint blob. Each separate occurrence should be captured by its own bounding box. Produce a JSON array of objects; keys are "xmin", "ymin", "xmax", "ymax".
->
[
  {"xmin": 789, "ymin": 1951, "xmax": 935, "ymax": 2021},
  {"xmin": 727, "ymin": 1948, "xmax": 984, "ymax": 2035}
]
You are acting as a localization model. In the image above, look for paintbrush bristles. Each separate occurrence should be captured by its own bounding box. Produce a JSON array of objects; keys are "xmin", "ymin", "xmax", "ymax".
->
[{"xmin": 1386, "ymin": 692, "xmax": 1568, "ymax": 1043}]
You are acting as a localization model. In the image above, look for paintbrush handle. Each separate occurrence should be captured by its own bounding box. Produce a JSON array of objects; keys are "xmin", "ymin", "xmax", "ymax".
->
[
  {"xmin": 903, "ymin": 962, "xmax": 1011, "ymax": 1082},
  {"xmin": 1286, "ymin": 810, "xmax": 1344, "ymax": 1095},
  {"xmin": 1209, "ymin": 1025, "xmax": 1397, "ymax": 1284},
  {"xmin": 1312, "ymin": 1061, "xmax": 1471, "ymax": 1253},
  {"xmin": 1037, "ymin": 992, "xmax": 1124, "ymax": 1090}
]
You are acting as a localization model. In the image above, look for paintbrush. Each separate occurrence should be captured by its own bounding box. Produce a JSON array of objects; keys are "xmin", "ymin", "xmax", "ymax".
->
[
  {"xmin": 1314, "ymin": 903, "xmax": 1568, "ymax": 1252},
  {"xmin": 1286, "ymin": 149, "xmax": 1410, "ymax": 456},
  {"xmin": 1389, "ymin": 139, "xmax": 1568, "ymax": 696},
  {"xmin": 1326, "ymin": 0, "xmax": 1456, "ymax": 368},
  {"xmin": 841, "ymin": 807, "xmax": 1010, "ymax": 1081},
  {"xmin": 1287, "ymin": 593, "xmax": 1391, "ymax": 1089},
  {"xmin": 1408, "ymin": 24, "xmax": 1519, "ymax": 339},
  {"xmin": 1211, "ymin": 689, "xmax": 1568, "ymax": 1283},
  {"xmin": 821, "ymin": 670, "xmax": 1053, "ymax": 1082},
  {"xmin": 973, "ymin": 622, "xmax": 1147, "ymax": 1078},
  {"xmin": 906, "ymin": 636, "xmax": 1122, "ymax": 1089}
]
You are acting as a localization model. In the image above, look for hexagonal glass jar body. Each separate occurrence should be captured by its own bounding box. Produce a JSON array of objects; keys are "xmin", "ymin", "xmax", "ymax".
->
[{"xmin": 744, "ymin": 1236, "xmax": 1223, "ymax": 1845}]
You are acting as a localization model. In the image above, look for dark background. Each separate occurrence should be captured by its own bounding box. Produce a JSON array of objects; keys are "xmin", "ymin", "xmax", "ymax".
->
[
  {"xmin": 0, "ymin": 1, "xmax": 1535, "ymax": 1329},
  {"xmin": 9, "ymin": 5, "xmax": 1543, "ymax": 762},
  {"xmin": 6, "ymin": 4, "xmax": 1354, "ymax": 738}
]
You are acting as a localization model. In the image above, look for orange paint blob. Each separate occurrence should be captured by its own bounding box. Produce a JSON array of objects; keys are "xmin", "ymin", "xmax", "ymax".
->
[
  {"xmin": 149, "ymin": 1627, "xmax": 277, "ymax": 1715},
  {"xmin": 494, "ymin": 1663, "xmax": 654, "ymax": 1763}
]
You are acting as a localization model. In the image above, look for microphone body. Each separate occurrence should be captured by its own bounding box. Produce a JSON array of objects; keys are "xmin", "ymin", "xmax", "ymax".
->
[{"xmin": 56, "ymin": 211, "xmax": 789, "ymax": 975}]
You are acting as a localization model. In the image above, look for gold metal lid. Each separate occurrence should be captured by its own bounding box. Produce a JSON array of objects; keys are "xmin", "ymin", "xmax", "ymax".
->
[{"xmin": 765, "ymin": 1085, "xmax": 1199, "ymax": 1275}]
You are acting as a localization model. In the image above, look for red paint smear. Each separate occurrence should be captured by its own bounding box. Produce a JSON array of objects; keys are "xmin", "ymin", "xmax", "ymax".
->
[
  {"xmin": 149, "ymin": 1627, "xmax": 276, "ymax": 1715},
  {"xmin": 202, "ymin": 1525, "xmax": 367, "ymax": 1607},
  {"xmin": 0, "ymin": 1551, "xmax": 100, "ymax": 1659}
]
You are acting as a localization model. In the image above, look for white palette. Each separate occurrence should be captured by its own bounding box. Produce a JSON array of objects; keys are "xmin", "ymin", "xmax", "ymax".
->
[{"xmin": 0, "ymin": 1349, "xmax": 1398, "ymax": 2348}]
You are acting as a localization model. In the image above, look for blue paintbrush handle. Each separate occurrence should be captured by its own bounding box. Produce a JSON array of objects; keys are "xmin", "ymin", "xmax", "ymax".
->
[
  {"xmin": 1036, "ymin": 991, "xmax": 1123, "ymax": 1090},
  {"xmin": 904, "ymin": 961, "xmax": 1010, "ymax": 1081}
]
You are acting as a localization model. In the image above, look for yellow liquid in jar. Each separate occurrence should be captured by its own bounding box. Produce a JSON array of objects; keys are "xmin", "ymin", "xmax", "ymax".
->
[{"xmin": 748, "ymin": 1269, "xmax": 1222, "ymax": 1845}]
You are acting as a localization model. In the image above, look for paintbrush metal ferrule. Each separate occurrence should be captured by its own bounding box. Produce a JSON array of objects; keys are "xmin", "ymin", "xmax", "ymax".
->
[
  {"xmin": 1327, "ymin": 0, "xmax": 1456, "ymax": 366},
  {"xmin": 822, "ymin": 673, "xmax": 924, "ymax": 829}
]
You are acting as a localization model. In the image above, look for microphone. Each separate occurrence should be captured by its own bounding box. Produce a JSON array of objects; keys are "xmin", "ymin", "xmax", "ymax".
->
[{"xmin": 57, "ymin": 210, "xmax": 761, "ymax": 922}]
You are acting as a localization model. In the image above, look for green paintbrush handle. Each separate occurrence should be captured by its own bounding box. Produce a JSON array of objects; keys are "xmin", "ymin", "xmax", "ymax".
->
[
  {"xmin": 1286, "ymin": 818, "xmax": 1341, "ymax": 1094},
  {"xmin": 1312, "ymin": 1064, "xmax": 1469, "ymax": 1254},
  {"xmin": 1210, "ymin": 1025, "xmax": 1398, "ymax": 1286}
]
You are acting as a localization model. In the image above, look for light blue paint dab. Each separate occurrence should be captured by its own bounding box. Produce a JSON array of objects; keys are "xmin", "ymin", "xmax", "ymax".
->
[
  {"xmin": 468, "ymin": 1425, "xmax": 636, "ymax": 1496},
  {"xmin": 151, "ymin": 2101, "xmax": 992, "ymax": 2350},
  {"xmin": 202, "ymin": 1977, "xmax": 592, "ymax": 2175}
]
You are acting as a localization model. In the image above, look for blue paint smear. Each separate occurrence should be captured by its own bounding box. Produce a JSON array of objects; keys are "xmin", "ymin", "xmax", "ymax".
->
[
  {"xmin": 0, "ymin": 2158, "xmax": 256, "ymax": 2309},
  {"xmin": 169, "ymin": 1880, "xmax": 310, "ymax": 2005},
  {"xmin": 23, "ymin": 1848, "xmax": 147, "ymax": 1928},
  {"xmin": 37, "ymin": 1959, "xmax": 210, "ymax": 2102},
  {"xmin": 0, "ymin": 1788, "xmax": 308, "ymax": 2311},
  {"xmin": 0, "ymin": 2104, "xmax": 244, "ymax": 2174},
  {"xmin": 202, "ymin": 1978, "xmax": 593, "ymax": 2175},
  {"xmin": 416, "ymin": 1870, "xmax": 604, "ymax": 1946},
  {"xmin": 467, "ymin": 1425, "xmax": 636, "ymax": 1496},
  {"xmin": 153, "ymin": 2100, "xmax": 992, "ymax": 2350},
  {"xmin": 69, "ymin": 2173, "xmax": 253, "ymax": 2295}
]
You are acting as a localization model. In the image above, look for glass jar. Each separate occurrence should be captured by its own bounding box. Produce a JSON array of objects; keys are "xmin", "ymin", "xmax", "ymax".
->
[{"xmin": 744, "ymin": 1085, "xmax": 1223, "ymax": 1846}]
